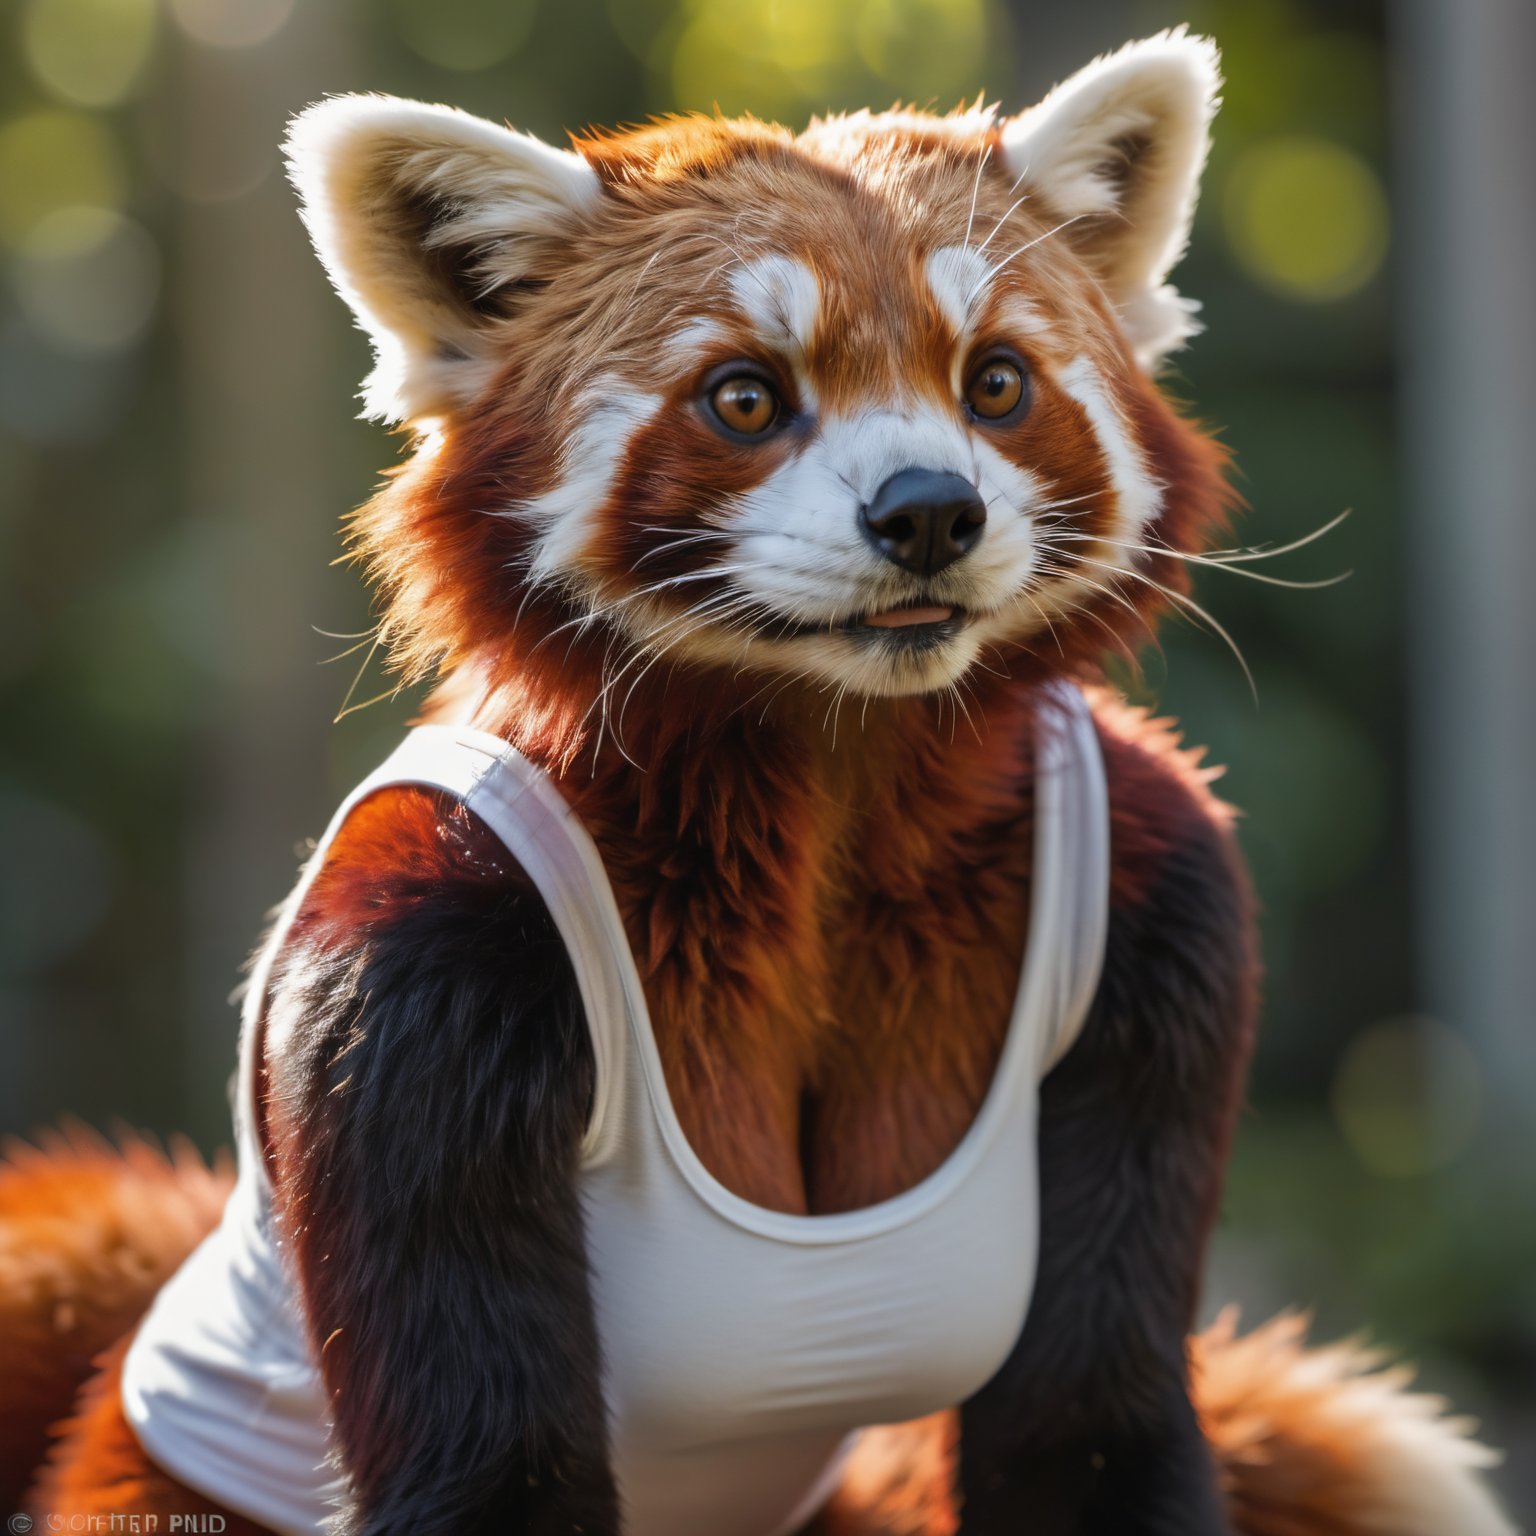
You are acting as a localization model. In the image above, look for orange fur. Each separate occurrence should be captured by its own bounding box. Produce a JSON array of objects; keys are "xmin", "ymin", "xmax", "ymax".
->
[
  {"xmin": 1194, "ymin": 1312, "xmax": 1515, "ymax": 1536},
  {"xmin": 1088, "ymin": 687, "xmax": 1236, "ymax": 909},
  {"xmin": 328, "ymin": 105, "xmax": 1238, "ymax": 1216},
  {"xmin": 545, "ymin": 677, "xmax": 1047, "ymax": 1212},
  {"xmin": 0, "ymin": 1125, "xmax": 231, "ymax": 1509},
  {"xmin": 27, "ymin": 1334, "xmax": 267, "ymax": 1534}
]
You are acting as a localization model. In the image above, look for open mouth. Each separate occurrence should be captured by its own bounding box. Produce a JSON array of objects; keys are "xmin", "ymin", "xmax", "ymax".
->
[
  {"xmin": 839, "ymin": 601, "xmax": 968, "ymax": 643},
  {"xmin": 852, "ymin": 603, "xmax": 958, "ymax": 630},
  {"xmin": 759, "ymin": 601, "xmax": 970, "ymax": 645}
]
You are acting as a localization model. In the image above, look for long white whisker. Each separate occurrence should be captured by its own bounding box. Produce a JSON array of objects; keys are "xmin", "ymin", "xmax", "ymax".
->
[
  {"xmin": 631, "ymin": 528, "xmax": 734, "ymax": 569},
  {"xmin": 962, "ymin": 142, "xmax": 993, "ymax": 251},
  {"xmin": 528, "ymin": 563, "xmax": 768, "ymax": 660},
  {"xmin": 1072, "ymin": 552, "xmax": 1257, "ymax": 702},
  {"xmin": 333, "ymin": 632, "xmax": 386, "ymax": 722},
  {"xmin": 966, "ymin": 214, "xmax": 1092, "ymax": 309},
  {"xmin": 1201, "ymin": 508, "xmax": 1354, "ymax": 566},
  {"xmin": 973, "ymin": 191, "xmax": 1033, "ymax": 259},
  {"xmin": 970, "ymin": 643, "xmax": 1015, "ymax": 682},
  {"xmin": 608, "ymin": 610, "xmax": 751, "ymax": 764},
  {"xmin": 948, "ymin": 679, "xmax": 982, "ymax": 745},
  {"xmin": 584, "ymin": 587, "xmax": 756, "ymax": 766},
  {"xmin": 1049, "ymin": 532, "xmax": 1350, "ymax": 591},
  {"xmin": 1029, "ymin": 568, "xmax": 1145, "ymax": 656}
]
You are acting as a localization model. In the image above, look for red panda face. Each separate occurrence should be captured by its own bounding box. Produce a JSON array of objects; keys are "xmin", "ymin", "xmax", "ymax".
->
[
  {"xmin": 288, "ymin": 32, "xmax": 1233, "ymax": 711},
  {"xmin": 496, "ymin": 127, "xmax": 1171, "ymax": 700}
]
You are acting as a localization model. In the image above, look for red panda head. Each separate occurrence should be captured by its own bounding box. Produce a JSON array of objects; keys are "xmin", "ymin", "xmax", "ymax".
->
[{"xmin": 287, "ymin": 31, "xmax": 1232, "ymax": 731}]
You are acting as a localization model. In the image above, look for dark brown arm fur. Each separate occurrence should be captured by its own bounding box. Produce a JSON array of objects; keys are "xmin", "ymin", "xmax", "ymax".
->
[
  {"xmin": 958, "ymin": 703, "xmax": 1259, "ymax": 1535},
  {"xmin": 261, "ymin": 786, "xmax": 618, "ymax": 1536}
]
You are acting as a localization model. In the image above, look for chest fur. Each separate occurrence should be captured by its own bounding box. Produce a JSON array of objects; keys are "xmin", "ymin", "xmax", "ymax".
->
[{"xmin": 569, "ymin": 714, "xmax": 1040, "ymax": 1216}]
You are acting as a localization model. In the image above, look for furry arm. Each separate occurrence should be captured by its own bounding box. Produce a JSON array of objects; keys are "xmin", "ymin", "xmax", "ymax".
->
[
  {"xmin": 957, "ymin": 715, "xmax": 1258, "ymax": 1536},
  {"xmin": 261, "ymin": 786, "xmax": 618, "ymax": 1536}
]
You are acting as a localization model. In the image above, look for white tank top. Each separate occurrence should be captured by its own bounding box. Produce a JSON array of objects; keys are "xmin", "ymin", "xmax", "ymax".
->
[{"xmin": 122, "ymin": 682, "xmax": 1109, "ymax": 1536}]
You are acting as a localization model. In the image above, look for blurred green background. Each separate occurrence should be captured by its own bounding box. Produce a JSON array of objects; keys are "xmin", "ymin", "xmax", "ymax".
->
[{"xmin": 0, "ymin": 0, "xmax": 1530, "ymax": 1517}]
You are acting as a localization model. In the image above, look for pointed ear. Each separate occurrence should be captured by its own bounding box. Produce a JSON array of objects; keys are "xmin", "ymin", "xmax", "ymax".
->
[
  {"xmin": 284, "ymin": 94, "xmax": 601, "ymax": 423},
  {"xmin": 1001, "ymin": 31, "xmax": 1220, "ymax": 370}
]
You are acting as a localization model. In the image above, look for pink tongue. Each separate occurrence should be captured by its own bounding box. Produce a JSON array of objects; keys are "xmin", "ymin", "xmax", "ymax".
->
[{"xmin": 863, "ymin": 605, "xmax": 956, "ymax": 629}]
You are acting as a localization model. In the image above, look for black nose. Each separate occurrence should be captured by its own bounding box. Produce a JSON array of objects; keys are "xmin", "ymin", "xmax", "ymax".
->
[{"xmin": 861, "ymin": 469, "xmax": 986, "ymax": 576}]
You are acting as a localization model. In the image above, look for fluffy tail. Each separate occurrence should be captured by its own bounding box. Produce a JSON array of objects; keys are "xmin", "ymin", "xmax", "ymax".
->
[
  {"xmin": 0, "ymin": 1131, "xmax": 1517, "ymax": 1536},
  {"xmin": 1194, "ymin": 1308, "xmax": 1517, "ymax": 1536},
  {"xmin": 0, "ymin": 1123, "xmax": 232, "ymax": 1509},
  {"xmin": 814, "ymin": 1314, "xmax": 1518, "ymax": 1536}
]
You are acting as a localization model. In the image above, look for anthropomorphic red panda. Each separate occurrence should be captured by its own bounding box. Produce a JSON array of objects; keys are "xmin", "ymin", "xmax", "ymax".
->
[{"xmin": 1, "ymin": 30, "xmax": 1516, "ymax": 1536}]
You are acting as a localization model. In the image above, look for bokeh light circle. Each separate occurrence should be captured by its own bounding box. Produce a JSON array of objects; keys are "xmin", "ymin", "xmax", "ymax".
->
[
  {"xmin": 168, "ymin": 0, "xmax": 295, "ymax": 50},
  {"xmin": 855, "ymin": 0, "xmax": 987, "ymax": 98},
  {"xmin": 0, "ymin": 111, "xmax": 126, "ymax": 247},
  {"xmin": 13, "ymin": 207, "xmax": 161, "ymax": 355},
  {"xmin": 1224, "ymin": 135, "xmax": 1389, "ymax": 302},
  {"xmin": 1331, "ymin": 1017, "xmax": 1482, "ymax": 1177},
  {"xmin": 392, "ymin": 0, "xmax": 538, "ymax": 71},
  {"xmin": 670, "ymin": 0, "xmax": 992, "ymax": 121},
  {"xmin": 23, "ymin": 0, "xmax": 158, "ymax": 109}
]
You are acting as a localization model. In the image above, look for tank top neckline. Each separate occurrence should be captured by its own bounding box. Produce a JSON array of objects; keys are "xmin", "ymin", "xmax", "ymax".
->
[
  {"xmin": 243, "ymin": 681, "xmax": 1093, "ymax": 1249},
  {"xmin": 505, "ymin": 684, "xmax": 1086, "ymax": 1247},
  {"xmin": 127, "ymin": 682, "xmax": 1106, "ymax": 1536}
]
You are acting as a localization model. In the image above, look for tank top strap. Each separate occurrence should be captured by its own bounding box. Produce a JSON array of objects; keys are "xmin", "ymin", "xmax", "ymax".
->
[
  {"xmin": 1031, "ymin": 682, "xmax": 1111, "ymax": 1075},
  {"xmin": 236, "ymin": 726, "xmax": 633, "ymax": 1184}
]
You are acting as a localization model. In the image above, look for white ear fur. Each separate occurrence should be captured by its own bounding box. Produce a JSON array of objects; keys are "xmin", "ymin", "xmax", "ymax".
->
[
  {"xmin": 1001, "ymin": 30, "xmax": 1221, "ymax": 369},
  {"xmin": 284, "ymin": 94, "xmax": 601, "ymax": 423}
]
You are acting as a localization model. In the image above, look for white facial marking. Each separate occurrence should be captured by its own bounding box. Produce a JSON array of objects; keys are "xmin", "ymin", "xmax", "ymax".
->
[
  {"xmin": 972, "ymin": 437, "xmax": 1049, "ymax": 584},
  {"xmin": 819, "ymin": 405, "xmax": 974, "ymax": 503},
  {"xmin": 991, "ymin": 292, "xmax": 1053, "ymax": 341},
  {"xmin": 513, "ymin": 355, "xmax": 1128, "ymax": 700},
  {"xmin": 925, "ymin": 244, "xmax": 992, "ymax": 338},
  {"xmin": 661, "ymin": 317, "xmax": 728, "ymax": 371},
  {"xmin": 719, "ymin": 401, "xmax": 990, "ymax": 637},
  {"xmin": 711, "ymin": 397, "xmax": 1056, "ymax": 695},
  {"xmin": 926, "ymin": 248, "xmax": 1055, "ymax": 394},
  {"xmin": 1055, "ymin": 353, "xmax": 1162, "ymax": 543},
  {"xmin": 728, "ymin": 254, "xmax": 820, "ymax": 358},
  {"xmin": 512, "ymin": 378, "xmax": 661, "ymax": 582}
]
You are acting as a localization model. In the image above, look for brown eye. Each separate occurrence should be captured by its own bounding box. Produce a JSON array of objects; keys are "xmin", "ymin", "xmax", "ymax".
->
[
  {"xmin": 708, "ymin": 374, "xmax": 780, "ymax": 437},
  {"xmin": 965, "ymin": 356, "xmax": 1028, "ymax": 422}
]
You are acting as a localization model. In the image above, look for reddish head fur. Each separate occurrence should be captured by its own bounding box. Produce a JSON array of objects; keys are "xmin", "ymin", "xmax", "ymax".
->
[{"xmin": 330, "ymin": 106, "xmax": 1235, "ymax": 779}]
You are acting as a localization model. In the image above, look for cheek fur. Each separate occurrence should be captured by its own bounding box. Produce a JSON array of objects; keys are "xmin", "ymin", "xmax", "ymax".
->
[
  {"xmin": 582, "ymin": 394, "xmax": 800, "ymax": 603},
  {"xmin": 1123, "ymin": 378, "xmax": 1238, "ymax": 564},
  {"xmin": 1055, "ymin": 355, "xmax": 1163, "ymax": 550},
  {"xmin": 947, "ymin": 358, "xmax": 1118, "ymax": 636},
  {"xmin": 362, "ymin": 326, "xmax": 1225, "ymax": 707},
  {"xmin": 728, "ymin": 254, "xmax": 821, "ymax": 362},
  {"xmin": 347, "ymin": 405, "xmax": 568, "ymax": 683},
  {"xmin": 989, "ymin": 352, "xmax": 1236, "ymax": 658},
  {"xmin": 968, "ymin": 438, "xmax": 1048, "ymax": 600},
  {"xmin": 522, "ymin": 384, "xmax": 664, "ymax": 585}
]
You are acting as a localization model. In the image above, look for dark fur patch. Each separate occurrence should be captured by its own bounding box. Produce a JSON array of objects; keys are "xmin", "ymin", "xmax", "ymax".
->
[
  {"xmin": 263, "ymin": 787, "xmax": 617, "ymax": 1536},
  {"xmin": 957, "ymin": 717, "xmax": 1258, "ymax": 1535}
]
